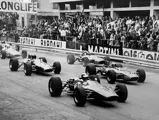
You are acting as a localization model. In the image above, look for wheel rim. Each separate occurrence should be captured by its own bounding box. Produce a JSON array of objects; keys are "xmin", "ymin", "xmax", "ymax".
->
[
  {"xmin": 74, "ymin": 91, "xmax": 79, "ymax": 103},
  {"xmin": 107, "ymin": 76, "xmax": 111, "ymax": 82},
  {"xmin": 24, "ymin": 65, "xmax": 26, "ymax": 73},
  {"xmin": 67, "ymin": 57, "xmax": 70, "ymax": 63},
  {"xmin": 49, "ymin": 81, "xmax": 53, "ymax": 94},
  {"xmin": 86, "ymin": 68, "xmax": 89, "ymax": 75},
  {"xmin": 9, "ymin": 61, "xmax": 12, "ymax": 69}
]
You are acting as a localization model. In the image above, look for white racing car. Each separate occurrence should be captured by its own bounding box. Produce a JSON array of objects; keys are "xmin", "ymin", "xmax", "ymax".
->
[
  {"xmin": 67, "ymin": 51, "xmax": 107, "ymax": 66},
  {"xmin": 0, "ymin": 41, "xmax": 22, "ymax": 59},
  {"xmin": 48, "ymin": 73, "xmax": 128, "ymax": 107}
]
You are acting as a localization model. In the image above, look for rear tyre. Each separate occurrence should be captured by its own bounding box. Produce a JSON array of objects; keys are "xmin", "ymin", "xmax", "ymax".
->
[
  {"xmin": 9, "ymin": 58, "xmax": 19, "ymax": 71},
  {"xmin": 115, "ymin": 84, "xmax": 128, "ymax": 102},
  {"xmin": 48, "ymin": 77, "xmax": 62, "ymax": 97},
  {"xmin": 15, "ymin": 45, "xmax": 20, "ymax": 51},
  {"xmin": 67, "ymin": 54, "xmax": 75, "ymax": 64},
  {"xmin": 53, "ymin": 62, "xmax": 61, "ymax": 74},
  {"xmin": 24, "ymin": 62, "xmax": 32, "ymax": 76},
  {"xmin": 82, "ymin": 57, "xmax": 89, "ymax": 67},
  {"xmin": 74, "ymin": 87, "xmax": 86, "ymax": 107},
  {"xmin": 21, "ymin": 50, "xmax": 27, "ymax": 59},
  {"xmin": 1, "ymin": 50, "xmax": 6, "ymax": 59},
  {"xmin": 89, "ymin": 75, "xmax": 100, "ymax": 83},
  {"xmin": 85, "ymin": 64, "xmax": 96, "ymax": 75},
  {"xmin": 107, "ymin": 70, "xmax": 116, "ymax": 84},
  {"xmin": 137, "ymin": 69, "xmax": 146, "ymax": 83}
]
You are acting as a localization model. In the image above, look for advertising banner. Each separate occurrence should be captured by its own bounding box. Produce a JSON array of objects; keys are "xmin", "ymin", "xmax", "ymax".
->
[
  {"xmin": 19, "ymin": 37, "xmax": 66, "ymax": 49},
  {"xmin": 123, "ymin": 48, "xmax": 159, "ymax": 61},
  {"xmin": 0, "ymin": 0, "xmax": 37, "ymax": 13}
]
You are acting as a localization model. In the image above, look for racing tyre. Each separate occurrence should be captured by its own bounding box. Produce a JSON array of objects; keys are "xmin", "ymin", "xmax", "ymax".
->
[
  {"xmin": 107, "ymin": 70, "xmax": 116, "ymax": 84},
  {"xmin": 82, "ymin": 57, "xmax": 89, "ymax": 67},
  {"xmin": 115, "ymin": 84, "xmax": 128, "ymax": 102},
  {"xmin": 0, "ymin": 45, "xmax": 2, "ymax": 51},
  {"xmin": 89, "ymin": 75, "xmax": 100, "ymax": 83},
  {"xmin": 24, "ymin": 62, "xmax": 32, "ymax": 76},
  {"xmin": 74, "ymin": 87, "xmax": 86, "ymax": 107},
  {"xmin": 85, "ymin": 64, "xmax": 96, "ymax": 75},
  {"xmin": 1, "ymin": 50, "xmax": 6, "ymax": 59},
  {"xmin": 136, "ymin": 69, "xmax": 146, "ymax": 83},
  {"xmin": 67, "ymin": 54, "xmax": 75, "ymax": 64},
  {"xmin": 9, "ymin": 58, "xmax": 19, "ymax": 71},
  {"xmin": 53, "ymin": 62, "xmax": 61, "ymax": 74},
  {"xmin": 39, "ymin": 57, "xmax": 47, "ymax": 63},
  {"xmin": 15, "ymin": 45, "xmax": 20, "ymax": 51},
  {"xmin": 21, "ymin": 50, "xmax": 27, "ymax": 59},
  {"xmin": 48, "ymin": 77, "xmax": 62, "ymax": 97}
]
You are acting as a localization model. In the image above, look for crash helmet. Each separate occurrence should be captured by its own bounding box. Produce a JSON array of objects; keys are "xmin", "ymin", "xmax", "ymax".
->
[{"xmin": 80, "ymin": 73, "xmax": 89, "ymax": 80}]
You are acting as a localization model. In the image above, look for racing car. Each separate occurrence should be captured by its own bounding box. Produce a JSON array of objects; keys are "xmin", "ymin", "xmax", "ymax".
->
[
  {"xmin": 48, "ymin": 73, "xmax": 128, "ymax": 107},
  {"xmin": 85, "ymin": 59, "xmax": 146, "ymax": 84},
  {"xmin": 0, "ymin": 41, "xmax": 22, "ymax": 59},
  {"xmin": 67, "ymin": 51, "xmax": 108, "ymax": 66},
  {"xmin": 9, "ymin": 54, "xmax": 61, "ymax": 76}
]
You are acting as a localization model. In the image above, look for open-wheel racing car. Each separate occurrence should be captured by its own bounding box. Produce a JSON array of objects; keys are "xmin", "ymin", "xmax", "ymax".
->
[
  {"xmin": 0, "ymin": 41, "xmax": 21, "ymax": 59},
  {"xmin": 48, "ymin": 73, "xmax": 128, "ymax": 107},
  {"xmin": 85, "ymin": 57, "xmax": 146, "ymax": 84},
  {"xmin": 9, "ymin": 54, "xmax": 61, "ymax": 76},
  {"xmin": 67, "ymin": 51, "xmax": 109, "ymax": 66}
]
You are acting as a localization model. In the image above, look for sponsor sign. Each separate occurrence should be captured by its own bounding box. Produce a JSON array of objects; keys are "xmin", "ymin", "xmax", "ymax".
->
[
  {"xmin": 20, "ymin": 37, "xmax": 66, "ymax": 49},
  {"xmin": 87, "ymin": 45, "xmax": 121, "ymax": 55},
  {"xmin": 0, "ymin": 0, "xmax": 37, "ymax": 13},
  {"xmin": 123, "ymin": 48, "xmax": 159, "ymax": 61}
]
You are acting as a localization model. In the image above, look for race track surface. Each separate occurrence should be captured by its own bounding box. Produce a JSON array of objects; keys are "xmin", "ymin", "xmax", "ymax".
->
[{"xmin": 0, "ymin": 49, "xmax": 159, "ymax": 120}]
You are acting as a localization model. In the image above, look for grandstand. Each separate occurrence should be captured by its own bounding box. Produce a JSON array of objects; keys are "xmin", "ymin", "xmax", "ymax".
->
[{"xmin": 50, "ymin": 0, "xmax": 159, "ymax": 18}]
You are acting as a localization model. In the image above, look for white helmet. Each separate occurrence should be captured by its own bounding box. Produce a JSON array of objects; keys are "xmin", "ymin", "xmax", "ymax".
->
[{"xmin": 80, "ymin": 73, "xmax": 89, "ymax": 79}]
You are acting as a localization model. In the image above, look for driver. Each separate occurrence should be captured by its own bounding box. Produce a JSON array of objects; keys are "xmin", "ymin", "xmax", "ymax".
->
[{"xmin": 79, "ymin": 73, "xmax": 89, "ymax": 81}]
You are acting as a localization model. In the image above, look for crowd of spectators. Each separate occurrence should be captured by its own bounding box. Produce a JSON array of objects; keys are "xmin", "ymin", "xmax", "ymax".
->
[{"xmin": 19, "ymin": 12, "xmax": 159, "ymax": 51}]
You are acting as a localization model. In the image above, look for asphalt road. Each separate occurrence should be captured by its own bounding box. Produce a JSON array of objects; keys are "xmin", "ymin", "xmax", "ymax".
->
[{"xmin": 0, "ymin": 49, "xmax": 159, "ymax": 120}]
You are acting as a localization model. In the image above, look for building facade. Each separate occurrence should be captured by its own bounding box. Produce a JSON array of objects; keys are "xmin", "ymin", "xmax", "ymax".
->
[{"xmin": 50, "ymin": 0, "xmax": 159, "ymax": 18}]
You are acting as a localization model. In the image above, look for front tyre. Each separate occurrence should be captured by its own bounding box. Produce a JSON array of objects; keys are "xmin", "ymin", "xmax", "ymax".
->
[
  {"xmin": 137, "ymin": 69, "xmax": 146, "ymax": 83},
  {"xmin": 53, "ymin": 62, "xmax": 61, "ymax": 74},
  {"xmin": 48, "ymin": 77, "xmax": 62, "ymax": 97},
  {"xmin": 74, "ymin": 87, "xmax": 86, "ymax": 107},
  {"xmin": 21, "ymin": 50, "xmax": 27, "ymax": 59},
  {"xmin": 115, "ymin": 84, "xmax": 128, "ymax": 102},
  {"xmin": 24, "ymin": 62, "xmax": 32, "ymax": 76},
  {"xmin": 9, "ymin": 58, "xmax": 19, "ymax": 71},
  {"xmin": 67, "ymin": 54, "xmax": 75, "ymax": 64},
  {"xmin": 1, "ymin": 50, "xmax": 6, "ymax": 59},
  {"xmin": 107, "ymin": 70, "xmax": 116, "ymax": 84}
]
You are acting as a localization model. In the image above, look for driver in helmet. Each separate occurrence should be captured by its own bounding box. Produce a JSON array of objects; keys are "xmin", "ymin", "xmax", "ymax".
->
[{"xmin": 80, "ymin": 73, "xmax": 89, "ymax": 81}]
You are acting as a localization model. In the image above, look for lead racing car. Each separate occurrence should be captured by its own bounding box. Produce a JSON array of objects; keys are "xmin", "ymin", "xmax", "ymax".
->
[
  {"xmin": 85, "ymin": 60, "xmax": 146, "ymax": 84},
  {"xmin": 0, "ymin": 41, "xmax": 22, "ymax": 59},
  {"xmin": 67, "ymin": 51, "xmax": 108, "ymax": 66},
  {"xmin": 48, "ymin": 73, "xmax": 128, "ymax": 107},
  {"xmin": 9, "ymin": 54, "xmax": 61, "ymax": 76}
]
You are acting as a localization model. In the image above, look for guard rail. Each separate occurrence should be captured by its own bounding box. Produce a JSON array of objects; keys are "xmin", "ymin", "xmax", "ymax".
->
[{"xmin": 9, "ymin": 42, "xmax": 159, "ymax": 69}]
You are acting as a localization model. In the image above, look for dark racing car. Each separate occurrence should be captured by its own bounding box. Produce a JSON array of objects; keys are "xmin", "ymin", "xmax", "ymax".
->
[
  {"xmin": 9, "ymin": 54, "xmax": 61, "ymax": 76},
  {"xmin": 85, "ymin": 57, "xmax": 146, "ymax": 84},
  {"xmin": 48, "ymin": 73, "xmax": 128, "ymax": 107},
  {"xmin": 67, "ymin": 51, "xmax": 107, "ymax": 66}
]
